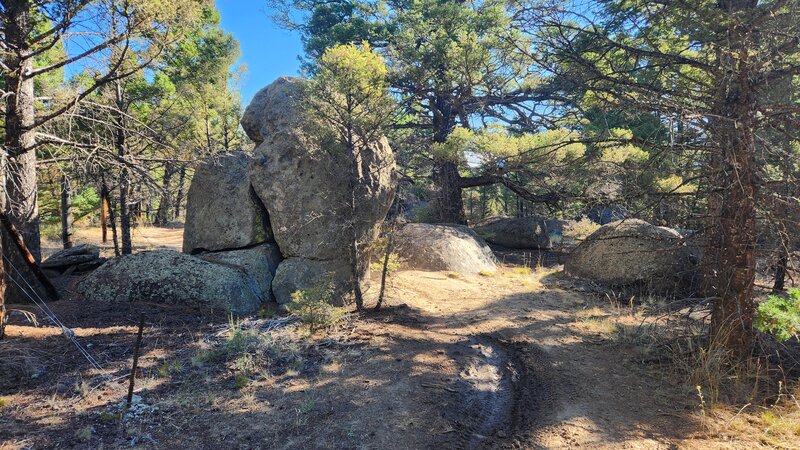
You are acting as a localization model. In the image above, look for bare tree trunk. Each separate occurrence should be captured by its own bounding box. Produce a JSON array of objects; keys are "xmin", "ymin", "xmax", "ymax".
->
[
  {"xmin": 6, "ymin": 153, "xmax": 41, "ymax": 260},
  {"xmin": 60, "ymin": 175, "xmax": 73, "ymax": 249},
  {"xmin": 119, "ymin": 180, "xmax": 132, "ymax": 254},
  {"xmin": 375, "ymin": 220, "xmax": 396, "ymax": 312},
  {"xmin": 710, "ymin": 134, "xmax": 757, "ymax": 356},
  {"xmin": 345, "ymin": 119, "xmax": 364, "ymax": 311},
  {"xmin": 773, "ymin": 244, "xmax": 788, "ymax": 293},
  {"xmin": 154, "ymin": 162, "xmax": 174, "ymax": 226},
  {"xmin": 173, "ymin": 166, "xmax": 187, "ymax": 219},
  {"xmin": 3, "ymin": 1, "xmax": 43, "ymax": 305},
  {"xmin": 3, "ymin": 0, "xmax": 40, "ymax": 262},
  {"xmin": 108, "ymin": 197, "xmax": 121, "ymax": 257},
  {"xmin": 0, "ymin": 155, "xmax": 4, "ymax": 338},
  {"xmin": 115, "ymin": 82, "xmax": 133, "ymax": 255},
  {"xmin": 431, "ymin": 94, "xmax": 466, "ymax": 224}
]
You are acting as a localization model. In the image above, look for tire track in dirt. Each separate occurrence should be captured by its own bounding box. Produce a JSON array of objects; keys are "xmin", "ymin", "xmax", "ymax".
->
[{"xmin": 449, "ymin": 335, "xmax": 559, "ymax": 450}]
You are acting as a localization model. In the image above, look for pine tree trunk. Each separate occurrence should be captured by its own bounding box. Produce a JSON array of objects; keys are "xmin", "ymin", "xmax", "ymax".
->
[
  {"xmin": 431, "ymin": 93, "xmax": 465, "ymax": 224},
  {"xmin": 119, "ymin": 179, "xmax": 132, "ymax": 254},
  {"xmin": 60, "ymin": 175, "xmax": 73, "ymax": 249},
  {"xmin": 3, "ymin": 0, "xmax": 41, "ymax": 263},
  {"xmin": 707, "ymin": 32, "xmax": 758, "ymax": 356},
  {"xmin": 154, "ymin": 163, "xmax": 174, "ymax": 226},
  {"xmin": 433, "ymin": 159, "xmax": 465, "ymax": 224},
  {"xmin": 710, "ymin": 133, "xmax": 757, "ymax": 355},
  {"xmin": 108, "ymin": 198, "xmax": 120, "ymax": 257},
  {"xmin": 173, "ymin": 166, "xmax": 187, "ymax": 219},
  {"xmin": 773, "ymin": 246, "xmax": 788, "ymax": 293},
  {"xmin": 101, "ymin": 183, "xmax": 109, "ymax": 243},
  {"xmin": 115, "ymin": 83, "xmax": 133, "ymax": 255}
]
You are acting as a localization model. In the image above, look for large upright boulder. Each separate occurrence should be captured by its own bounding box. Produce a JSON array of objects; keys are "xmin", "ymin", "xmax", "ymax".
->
[
  {"xmin": 394, "ymin": 223, "xmax": 497, "ymax": 274},
  {"xmin": 564, "ymin": 219, "xmax": 693, "ymax": 291},
  {"xmin": 183, "ymin": 152, "xmax": 271, "ymax": 254},
  {"xmin": 74, "ymin": 250, "xmax": 271, "ymax": 314},
  {"xmin": 243, "ymin": 77, "xmax": 396, "ymax": 304},
  {"xmin": 473, "ymin": 216, "xmax": 567, "ymax": 250}
]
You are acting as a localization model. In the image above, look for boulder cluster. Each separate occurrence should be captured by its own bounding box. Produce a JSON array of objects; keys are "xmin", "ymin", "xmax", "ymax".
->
[
  {"xmin": 74, "ymin": 77, "xmax": 697, "ymax": 312},
  {"xmin": 76, "ymin": 77, "xmax": 396, "ymax": 313}
]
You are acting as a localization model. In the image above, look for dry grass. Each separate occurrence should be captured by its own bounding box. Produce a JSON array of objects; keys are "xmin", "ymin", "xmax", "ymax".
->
[{"xmin": 600, "ymin": 297, "xmax": 800, "ymax": 448}]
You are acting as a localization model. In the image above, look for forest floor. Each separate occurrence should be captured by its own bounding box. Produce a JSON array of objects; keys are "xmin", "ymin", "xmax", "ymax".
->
[
  {"xmin": 41, "ymin": 224, "xmax": 184, "ymax": 259},
  {"xmin": 2, "ymin": 226, "xmax": 800, "ymax": 449}
]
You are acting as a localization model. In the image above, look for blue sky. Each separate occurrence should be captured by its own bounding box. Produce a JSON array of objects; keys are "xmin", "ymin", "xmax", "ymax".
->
[{"xmin": 217, "ymin": 0, "xmax": 304, "ymax": 104}]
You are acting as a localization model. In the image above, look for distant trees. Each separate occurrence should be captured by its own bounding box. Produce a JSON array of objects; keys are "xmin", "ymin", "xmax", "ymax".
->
[
  {"xmin": 0, "ymin": 2, "xmax": 242, "ymax": 310},
  {"xmin": 1, "ymin": 0, "xmax": 206, "ymax": 259}
]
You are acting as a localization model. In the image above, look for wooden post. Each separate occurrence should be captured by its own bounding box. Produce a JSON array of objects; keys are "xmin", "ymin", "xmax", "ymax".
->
[
  {"xmin": 126, "ymin": 315, "xmax": 145, "ymax": 410},
  {"xmin": 0, "ymin": 211, "xmax": 60, "ymax": 301}
]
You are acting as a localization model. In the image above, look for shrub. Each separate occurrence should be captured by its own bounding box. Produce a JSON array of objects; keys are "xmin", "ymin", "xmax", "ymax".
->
[
  {"xmin": 755, "ymin": 289, "xmax": 800, "ymax": 343},
  {"xmin": 370, "ymin": 252, "xmax": 402, "ymax": 274},
  {"xmin": 287, "ymin": 281, "xmax": 346, "ymax": 333},
  {"xmin": 195, "ymin": 318, "xmax": 270, "ymax": 366},
  {"xmin": 563, "ymin": 216, "xmax": 600, "ymax": 241}
]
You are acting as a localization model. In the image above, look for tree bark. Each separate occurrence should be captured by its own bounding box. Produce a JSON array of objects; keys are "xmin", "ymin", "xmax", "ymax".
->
[
  {"xmin": 710, "ymin": 128, "xmax": 757, "ymax": 356},
  {"xmin": 119, "ymin": 178, "xmax": 132, "ymax": 254},
  {"xmin": 707, "ymin": 25, "xmax": 759, "ymax": 356},
  {"xmin": 115, "ymin": 82, "xmax": 133, "ymax": 255},
  {"xmin": 773, "ymin": 247, "xmax": 788, "ymax": 293},
  {"xmin": 108, "ymin": 197, "xmax": 121, "ymax": 257},
  {"xmin": 173, "ymin": 166, "xmax": 187, "ymax": 219},
  {"xmin": 3, "ymin": 0, "xmax": 41, "ymax": 262},
  {"xmin": 60, "ymin": 175, "xmax": 73, "ymax": 249},
  {"xmin": 433, "ymin": 159, "xmax": 466, "ymax": 224},
  {"xmin": 154, "ymin": 162, "xmax": 174, "ymax": 226},
  {"xmin": 430, "ymin": 93, "xmax": 467, "ymax": 224}
]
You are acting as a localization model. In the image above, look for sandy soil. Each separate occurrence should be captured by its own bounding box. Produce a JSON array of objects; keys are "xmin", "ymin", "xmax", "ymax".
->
[
  {"xmin": 42, "ymin": 225, "xmax": 184, "ymax": 259},
  {"xmin": 2, "ymin": 229, "xmax": 798, "ymax": 449}
]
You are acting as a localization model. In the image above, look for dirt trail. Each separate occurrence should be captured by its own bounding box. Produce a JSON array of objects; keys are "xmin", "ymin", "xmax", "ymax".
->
[
  {"xmin": 1, "ymin": 265, "xmax": 722, "ymax": 449},
  {"xmin": 378, "ymin": 269, "xmax": 697, "ymax": 449}
]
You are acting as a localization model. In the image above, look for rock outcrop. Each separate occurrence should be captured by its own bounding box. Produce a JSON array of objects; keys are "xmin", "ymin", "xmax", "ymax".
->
[
  {"xmin": 83, "ymin": 76, "xmax": 397, "ymax": 311},
  {"xmin": 244, "ymin": 77, "xmax": 395, "ymax": 304},
  {"xmin": 564, "ymin": 219, "xmax": 693, "ymax": 291},
  {"xmin": 473, "ymin": 216, "xmax": 567, "ymax": 250},
  {"xmin": 75, "ymin": 250, "xmax": 270, "ymax": 314},
  {"xmin": 271, "ymin": 257, "xmax": 369, "ymax": 307},
  {"xmin": 42, "ymin": 244, "xmax": 106, "ymax": 277},
  {"xmin": 183, "ymin": 152, "xmax": 271, "ymax": 254},
  {"xmin": 394, "ymin": 223, "xmax": 497, "ymax": 274},
  {"xmin": 199, "ymin": 244, "xmax": 283, "ymax": 304}
]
